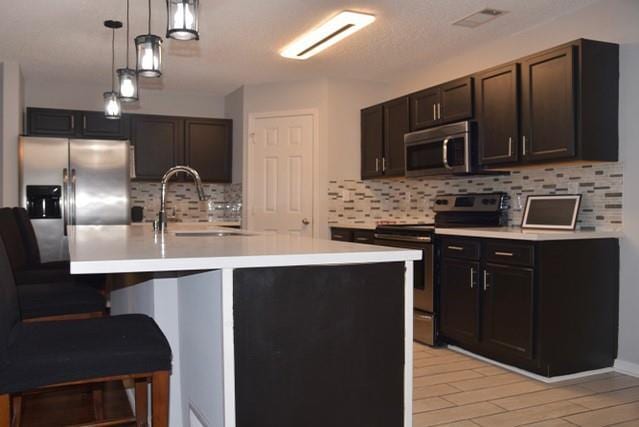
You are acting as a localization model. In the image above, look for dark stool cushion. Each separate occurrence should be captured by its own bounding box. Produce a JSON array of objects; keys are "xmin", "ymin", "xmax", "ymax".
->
[
  {"xmin": 14, "ymin": 267, "xmax": 73, "ymax": 286},
  {"xmin": 17, "ymin": 282, "xmax": 106, "ymax": 319},
  {"xmin": 0, "ymin": 314, "xmax": 172, "ymax": 394},
  {"xmin": 12, "ymin": 208, "xmax": 42, "ymax": 266}
]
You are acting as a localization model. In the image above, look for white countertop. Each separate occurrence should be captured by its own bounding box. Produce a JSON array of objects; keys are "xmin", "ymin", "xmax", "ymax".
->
[
  {"xmin": 436, "ymin": 227, "xmax": 622, "ymax": 241},
  {"xmin": 68, "ymin": 224, "xmax": 421, "ymax": 274}
]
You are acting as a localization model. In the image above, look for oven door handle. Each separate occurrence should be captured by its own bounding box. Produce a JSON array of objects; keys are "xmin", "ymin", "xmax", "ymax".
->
[
  {"xmin": 442, "ymin": 137, "xmax": 452, "ymax": 169},
  {"xmin": 374, "ymin": 233, "xmax": 432, "ymax": 243}
]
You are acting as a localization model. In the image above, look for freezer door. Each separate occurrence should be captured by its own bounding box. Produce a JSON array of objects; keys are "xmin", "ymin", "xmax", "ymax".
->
[
  {"xmin": 19, "ymin": 137, "xmax": 70, "ymax": 262},
  {"xmin": 69, "ymin": 139, "xmax": 130, "ymax": 225}
]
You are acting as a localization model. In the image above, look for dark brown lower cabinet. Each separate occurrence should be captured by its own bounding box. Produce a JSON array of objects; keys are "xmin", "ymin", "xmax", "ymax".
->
[
  {"xmin": 439, "ymin": 237, "xmax": 619, "ymax": 377},
  {"xmin": 440, "ymin": 258, "xmax": 479, "ymax": 346},
  {"xmin": 481, "ymin": 263, "xmax": 534, "ymax": 360}
]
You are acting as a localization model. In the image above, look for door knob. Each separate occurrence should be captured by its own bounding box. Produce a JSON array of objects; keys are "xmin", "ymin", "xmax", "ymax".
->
[{"xmin": 302, "ymin": 218, "xmax": 310, "ymax": 225}]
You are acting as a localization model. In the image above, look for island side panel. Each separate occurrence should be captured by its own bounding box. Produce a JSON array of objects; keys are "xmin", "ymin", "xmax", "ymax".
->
[
  {"xmin": 233, "ymin": 262, "xmax": 405, "ymax": 427},
  {"xmin": 404, "ymin": 260, "xmax": 414, "ymax": 427}
]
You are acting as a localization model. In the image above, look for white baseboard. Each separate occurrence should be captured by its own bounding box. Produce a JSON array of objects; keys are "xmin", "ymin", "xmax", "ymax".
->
[
  {"xmin": 614, "ymin": 359, "xmax": 639, "ymax": 377},
  {"xmin": 446, "ymin": 345, "xmax": 614, "ymax": 383}
]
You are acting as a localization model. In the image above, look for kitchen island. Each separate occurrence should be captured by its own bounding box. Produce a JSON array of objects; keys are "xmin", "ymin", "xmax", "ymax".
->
[{"xmin": 68, "ymin": 224, "xmax": 421, "ymax": 427}]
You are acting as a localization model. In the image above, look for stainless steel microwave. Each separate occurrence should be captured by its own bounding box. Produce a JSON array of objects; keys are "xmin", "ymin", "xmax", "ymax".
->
[{"xmin": 404, "ymin": 121, "xmax": 476, "ymax": 177}]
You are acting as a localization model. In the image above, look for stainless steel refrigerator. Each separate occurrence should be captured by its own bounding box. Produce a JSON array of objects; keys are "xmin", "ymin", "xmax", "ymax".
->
[{"xmin": 19, "ymin": 137, "xmax": 130, "ymax": 262}]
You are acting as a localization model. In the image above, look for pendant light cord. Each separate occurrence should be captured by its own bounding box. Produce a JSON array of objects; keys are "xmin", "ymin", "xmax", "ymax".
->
[
  {"xmin": 148, "ymin": 0, "xmax": 152, "ymax": 34},
  {"xmin": 111, "ymin": 27, "xmax": 116, "ymax": 92},
  {"xmin": 126, "ymin": 0, "xmax": 130, "ymax": 68}
]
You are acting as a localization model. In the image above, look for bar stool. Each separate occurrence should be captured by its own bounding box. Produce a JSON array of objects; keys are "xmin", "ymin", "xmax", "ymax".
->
[{"xmin": 0, "ymin": 237, "xmax": 172, "ymax": 426}]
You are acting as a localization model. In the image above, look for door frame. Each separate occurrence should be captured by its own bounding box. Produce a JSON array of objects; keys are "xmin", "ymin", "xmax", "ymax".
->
[{"xmin": 245, "ymin": 109, "xmax": 320, "ymax": 238}]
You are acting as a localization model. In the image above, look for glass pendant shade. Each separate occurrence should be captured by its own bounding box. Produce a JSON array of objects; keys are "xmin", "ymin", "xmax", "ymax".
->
[
  {"xmin": 117, "ymin": 68, "xmax": 138, "ymax": 102},
  {"xmin": 104, "ymin": 91, "xmax": 122, "ymax": 119},
  {"xmin": 167, "ymin": 0, "xmax": 199, "ymax": 40},
  {"xmin": 135, "ymin": 34, "xmax": 162, "ymax": 77}
]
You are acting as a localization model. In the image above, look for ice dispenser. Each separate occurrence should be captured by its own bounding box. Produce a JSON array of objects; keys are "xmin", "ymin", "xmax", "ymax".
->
[{"xmin": 26, "ymin": 185, "xmax": 62, "ymax": 219}]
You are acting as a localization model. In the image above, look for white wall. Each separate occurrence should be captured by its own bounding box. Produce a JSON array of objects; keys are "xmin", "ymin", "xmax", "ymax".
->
[
  {"xmin": 0, "ymin": 61, "xmax": 23, "ymax": 207},
  {"xmin": 380, "ymin": 0, "xmax": 639, "ymax": 368},
  {"xmin": 24, "ymin": 79, "xmax": 225, "ymax": 118},
  {"xmin": 224, "ymin": 86, "xmax": 244, "ymax": 183}
]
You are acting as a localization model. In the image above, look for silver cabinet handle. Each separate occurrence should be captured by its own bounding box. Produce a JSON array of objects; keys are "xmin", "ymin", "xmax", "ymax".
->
[
  {"xmin": 62, "ymin": 168, "xmax": 69, "ymax": 236},
  {"xmin": 382, "ymin": 157, "xmax": 387, "ymax": 172},
  {"xmin": 437, "ymin": 103, "xmax": 441, "ymax": 120},
  {"xmin": 508, "ymin": 137, "xmax": 513, "ymax": 158},
  {"xmin": 302, "ymin": 218, "xmax": 310, "ymax": 225},
  {"xmin": 470, "ymin": 267, "xmax": 475, "ymax": 289},
  {"xmin": 70, "ymin": 115, "xmax": 75, "ymax": 130},
  {"xmin": 494, "ymin": 251, "xmax": 514, "ymax": 257},
  {"xmin": 447, "ymin": 245, "xmax": 464, "ymax": 251},
  {"xmin": 333, "ymin": 234, "xmax": 344, "ymax": 239},
  {"xmin": 483, "ymin": 270, "xmax": 490, "ymax": 291},
  {"xmin": 523, "ymin": 136, "xmax": 527, "ymax": 156},
  {"xmin": 355, "ymin": 237, "xmax": 369, "ymax": 242},
  {"xmin": 442, "ymin": 138, "xmax": 452, "ymax": 169},
  {"xmin": 433, "ymin": 104, "xmax": 437, "ymax": 121},
  {"xmin": 375, "ymin": 158, "xmax": 380, "ymax": 172},
  {"xmin": 83, "ymin": 115, "xmax": 87, "ymax": 130}
]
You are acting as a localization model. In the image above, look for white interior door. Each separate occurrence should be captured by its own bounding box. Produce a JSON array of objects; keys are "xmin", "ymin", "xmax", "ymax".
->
[{"xmin": 249, "ymin": 114, "xmax": 314, "ymax": 237}]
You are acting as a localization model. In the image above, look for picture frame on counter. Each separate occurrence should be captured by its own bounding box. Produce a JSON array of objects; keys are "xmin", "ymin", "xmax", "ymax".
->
[{"xmin": 521, "ymin": 195, "xmax": 582, "ymax": 230}]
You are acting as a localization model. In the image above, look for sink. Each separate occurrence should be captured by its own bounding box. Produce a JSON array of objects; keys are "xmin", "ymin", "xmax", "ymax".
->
[{"xmin": 173, "ymin": 230, "xmax": 252, "ymax": 237}]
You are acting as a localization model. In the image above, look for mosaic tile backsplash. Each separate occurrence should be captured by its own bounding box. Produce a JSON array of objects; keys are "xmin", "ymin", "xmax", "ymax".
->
[
  {"xmin": 131, "ymin": 182, "xmax": 242, "ymax": 223},
  {"xmin": 328, "ymin": 162, "xmax": 623, "ymax": 230}
]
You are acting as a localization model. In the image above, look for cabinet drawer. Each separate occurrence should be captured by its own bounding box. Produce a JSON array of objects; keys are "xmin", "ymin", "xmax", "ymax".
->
[
  {"xmin": 485, "ymin": 240, "xmax": 534, "ymax": 266},
  {"xmin": 331, "ymin": 228, "xmax": 354, "ymax": 242},
  {"xmin": 353, "ymin": 230, "xmax": 375, "ymax": 244},
  {"xmin": 441, "ymin": 238, "xmax": 480, "ymax": 260}
]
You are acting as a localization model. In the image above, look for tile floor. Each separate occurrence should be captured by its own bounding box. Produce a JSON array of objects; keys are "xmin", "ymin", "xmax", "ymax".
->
[{"xmin": 413, "ymin": 343, "xmax": 639, "ymax": 426}]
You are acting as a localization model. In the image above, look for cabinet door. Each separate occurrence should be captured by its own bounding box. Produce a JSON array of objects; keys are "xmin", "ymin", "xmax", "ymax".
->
[
  {"xmin": 130, "ymin": 115, "xmax": 184, "ymax": 180},
  {"xmin": 440, "ymin": 258, "xmax": 480, "ymax": 345},
  {"xmin": 383, "ymin": 97, "xmax": 409, "ymax": 177},
  {"xmin": 477, "ymin": 65, "xmax": 519, "ymax": 165},
  {"xmin": 521, "ymin": 46, "xmax": 576, "ymax": 162},
  {"xmin": 482, "ymin": 263, "xmax": 534, "ymax": 360},
  {"xmin": 27, "ymin": 107, "xmax": 78, "ymax": 137},
  {"xmin": 80, "ymin": 111, "xmax": 128, "ymax": 139},
  {"xmin": 440, "ymin": 77, "xmax": 474, "ymax": 124},
  {"xmin": 409, "ymin": 88, "xmax": 440, "ymax": 130},
  {"xmin": 361, "ymin": 105, "xmax": 384, "ymax": 179},
  {"xmin": 185, "ymin": 118, "xmax": 232, "ymax": 183}
]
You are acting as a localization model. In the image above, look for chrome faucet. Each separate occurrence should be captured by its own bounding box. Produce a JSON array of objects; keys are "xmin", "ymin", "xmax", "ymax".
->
[{"xmin": 156, "ymin": 165, "xmax": 208, "ymax": 232}]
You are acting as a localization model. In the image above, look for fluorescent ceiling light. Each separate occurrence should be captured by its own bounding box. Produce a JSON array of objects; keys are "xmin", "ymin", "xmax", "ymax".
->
[{"xmin": 280, "ymin": 10, "xmax": 376, "ymax": 60}]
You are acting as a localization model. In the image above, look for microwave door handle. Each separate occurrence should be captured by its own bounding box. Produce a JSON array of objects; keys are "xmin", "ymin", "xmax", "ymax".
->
[{"xmin": 442, "ymin": 137, "xmax": 452, "ymax": 169}]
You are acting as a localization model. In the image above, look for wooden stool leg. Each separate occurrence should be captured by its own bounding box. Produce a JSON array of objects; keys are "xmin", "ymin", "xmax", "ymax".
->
[
  {"xmin": 92, "ymin": 383, "xmax": 105, "ymax": 421},
  {"xmin": 10, "ymin": 396, "xmax": 20, "ymax": 427},
  {"xmin": 151, "ymin": 372, "xmax": 169, "ymax": 427},
  {"xmin": 0, "ymin": 394, "xmax": 10, "ymax": 427},
  {"xmin": 135, "ymin": 378, "xmax": 149, "ymax": 426}
]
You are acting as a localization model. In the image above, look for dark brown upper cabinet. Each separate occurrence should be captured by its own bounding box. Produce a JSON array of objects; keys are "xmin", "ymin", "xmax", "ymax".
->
[
  {"xmin": 383, "ymin": 97, "xmax": 410, "ymax": 177},
  {"xmin": 185, "ymin": 118, "xmax": 232, "ymax": 183},
  {"xmin": 80, "ymin": 111, "xmax": 129, "ymax": 139},
  {"xmin": 520, "ymin": 39, "xmax": 619, "ymax": 163},
  {"xmin": 361, "ymin": 97, "xmax": 410, "ymax": 179},
  {"xmin": 26, "ymin": 107, "xmax": 127, "ymax": 139},
  {"xmin": 361, "ymin": 105, "xmax": 384, "ymax": 179},
  {"xmin": 27, "ymin": 108, "xmax": 78, "ymax": 137},
  {"xmin": 476, "ymin": 64, "xmax": 520, "ymax": 166},
  {"xmin": 130, "ymin": 115, "xmax": 185, "ymax": 181},
  {"xmin": 410, "ymin": 77, "xmax": 474, "ymax": 131}
]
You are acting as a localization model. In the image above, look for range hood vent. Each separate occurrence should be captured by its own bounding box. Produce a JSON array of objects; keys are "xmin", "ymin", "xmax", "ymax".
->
[{"xmin": 453, "ymin": 8, "xmax": 507, "ymax": 28}]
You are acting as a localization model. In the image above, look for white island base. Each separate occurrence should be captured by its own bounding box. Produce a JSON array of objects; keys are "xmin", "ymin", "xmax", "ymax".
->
[{"xmin": 69, "ymin": 225, "xmax": 420, "ymax": 427}]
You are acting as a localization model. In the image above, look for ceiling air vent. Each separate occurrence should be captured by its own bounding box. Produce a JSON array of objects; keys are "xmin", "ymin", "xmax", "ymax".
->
[{"xmin": 453, "ymin": 8, "xmax": 507, "ymax": 28}]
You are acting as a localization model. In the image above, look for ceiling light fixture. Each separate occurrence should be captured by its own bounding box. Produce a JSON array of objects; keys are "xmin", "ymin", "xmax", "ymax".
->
[
  {"xmin": 104, "ymin": 20, "xmax": 123, "ymax": 119},
  {"xmin": 117, "ymin": 0, "xmax": 139, "ymax": 102},
  {"xmin": 135, "ymin": 0, "xmax": 163, "ymax": 77},
  {"xmin": 452, "ymin": 8, "xmax": 507, "ymax": 28},
  {"xmin": 280, "ymin": 10, "xmax": 375, "ymax": 60},
  {"xmin": 167, "ymin": 0, "xmax": 199, "ymax": 40}
]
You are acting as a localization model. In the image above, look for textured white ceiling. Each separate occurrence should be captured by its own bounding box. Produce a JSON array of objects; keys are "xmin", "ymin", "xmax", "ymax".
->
[{"xmin": 0, "ymin": 0, "xmax": 598, "ymax": 96}]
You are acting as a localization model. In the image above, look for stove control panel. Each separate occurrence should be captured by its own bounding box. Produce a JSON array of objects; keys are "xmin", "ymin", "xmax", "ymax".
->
[{"xmin": 432, "ymin": 193, "xmax": 507, "ymax": 212}]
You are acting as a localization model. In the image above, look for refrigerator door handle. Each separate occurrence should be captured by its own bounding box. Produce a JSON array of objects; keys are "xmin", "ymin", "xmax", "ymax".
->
[
  {"xmin": 70, "ymin": 168, "xmax": 77, "ymax": 226},
  {"xmin": 62, "ymin": 168, "xmax": 69, "ymax": 236}
]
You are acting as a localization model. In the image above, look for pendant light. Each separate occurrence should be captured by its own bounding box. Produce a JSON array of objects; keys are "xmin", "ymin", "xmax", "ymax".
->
[
  {"xmin": 117, "ymin": 0, "xmax": 139, "ymax": 102},
  {"xmin": 166, "ymin": 0, "xmax": 199, "ymax": 41},
  {"xmin": 104, "ymin": 20, "xmax": 123, "ymax": 120},
  {"xmin": 135, "ymin": 0, "xmax": 163, "ymax": 77}
]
